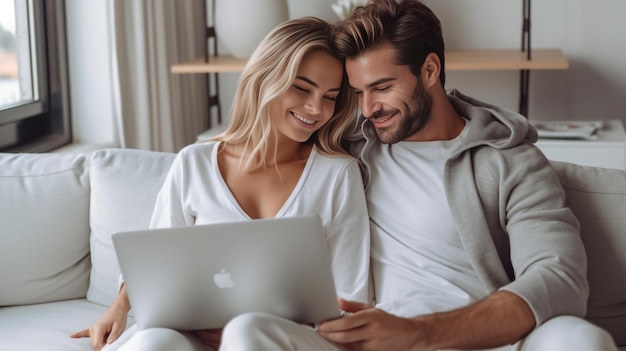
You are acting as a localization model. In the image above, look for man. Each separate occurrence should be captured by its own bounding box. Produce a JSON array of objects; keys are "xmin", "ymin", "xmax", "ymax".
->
[
  {"xmin": 315, "ymin": 0, "xmax": 616, "ymax": 350},
  {"xmin": 219, "ymin": 1, "xmax": 617, "ymax": 350}
]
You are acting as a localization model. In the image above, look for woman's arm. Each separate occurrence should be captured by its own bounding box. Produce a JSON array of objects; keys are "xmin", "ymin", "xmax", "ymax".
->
[{"xmin": 325, "ymin": 160, "xmax": 372, "ymax": 303}]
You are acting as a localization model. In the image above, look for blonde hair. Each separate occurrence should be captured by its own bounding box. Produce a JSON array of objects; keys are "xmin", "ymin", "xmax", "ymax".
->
[{"xmin": 211, "ymin": 17, "xmax": 358, "ymax": 171}]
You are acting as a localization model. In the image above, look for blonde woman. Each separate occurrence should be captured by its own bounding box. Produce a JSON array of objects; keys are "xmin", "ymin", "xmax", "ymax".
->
[{"xmin": 72, "ymin": 17, "xmax": 370, "ymax": 351}]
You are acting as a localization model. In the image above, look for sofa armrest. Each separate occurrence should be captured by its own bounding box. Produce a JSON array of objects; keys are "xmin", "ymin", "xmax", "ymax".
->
[{"xmin": 551, "ymin": 161, "xmax": 626, "ymax": 346}]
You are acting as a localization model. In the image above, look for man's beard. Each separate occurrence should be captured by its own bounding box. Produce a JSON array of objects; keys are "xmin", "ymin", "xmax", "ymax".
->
[{"xmin": 370, "ymin": 78, "xmax": 432, "ymax": 144}]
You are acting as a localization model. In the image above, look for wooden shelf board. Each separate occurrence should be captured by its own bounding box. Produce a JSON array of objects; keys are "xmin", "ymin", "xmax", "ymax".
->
[
  {"xmin": 171, "ymin": 56, "xmax": 247, "ymax": 73},
  {"xmin": 171, "ymin": 48, "xmax": 568, "ymax": 74},
  {"xmin": 446, "ymin": 49, "xmax": 569, "ymax": 71}
]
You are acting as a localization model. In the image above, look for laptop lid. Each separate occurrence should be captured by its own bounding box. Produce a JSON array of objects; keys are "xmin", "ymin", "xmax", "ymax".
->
[{"xmin": 112, "ymin": 215, "xmax": 341, "ymax": 330}]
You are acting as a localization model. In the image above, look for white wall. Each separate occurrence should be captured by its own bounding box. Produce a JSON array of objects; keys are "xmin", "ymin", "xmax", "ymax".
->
[
  {"xmin": 426, "ymin": 0, "xmax": 626, "ymax": 124},
  {"xmin": 65, "ymin": 0, "xmax": 626, "ymax": 146},
  {"xmin": 218, "ymin": 0, "xmax": 626, "ymax": 127}
]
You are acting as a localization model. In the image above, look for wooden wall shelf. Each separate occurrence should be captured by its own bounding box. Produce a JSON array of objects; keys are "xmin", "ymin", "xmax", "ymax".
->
[
  {"xmin": 171, "ymin": 48, "xmax": 568, "ymax": 74},
  {"xmin": 172, "ymin": 56, "xmax": 247, "ymax": 74},
  {"xmin": 446, "ymin": 49, "xmax": 568, "ymax": 70}
]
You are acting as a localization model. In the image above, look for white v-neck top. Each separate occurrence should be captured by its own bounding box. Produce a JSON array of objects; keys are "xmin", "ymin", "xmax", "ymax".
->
[{"xmin": 150, "ymin": 141, "xmax": 371, "ymax": 303}]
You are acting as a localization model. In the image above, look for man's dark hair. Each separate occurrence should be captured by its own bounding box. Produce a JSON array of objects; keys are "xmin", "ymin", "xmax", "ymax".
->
[{"xmin": 334, "ymin": 0, "xmax": 446, "ymax": 86}]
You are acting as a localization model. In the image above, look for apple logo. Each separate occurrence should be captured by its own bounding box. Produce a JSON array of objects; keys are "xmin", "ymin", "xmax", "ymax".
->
[{"xmin": 213, "ymin": 268, "xmax": 235, "ymax": 289}]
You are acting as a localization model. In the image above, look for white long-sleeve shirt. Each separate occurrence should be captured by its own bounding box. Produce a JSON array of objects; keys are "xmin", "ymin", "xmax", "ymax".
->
[{"xmin": 150, "ymin": 141, "xmax": 371, "ymax": 303}]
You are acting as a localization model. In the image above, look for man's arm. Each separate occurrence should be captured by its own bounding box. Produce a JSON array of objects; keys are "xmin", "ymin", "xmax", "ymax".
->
[
  {"xmin": 414, "ymin": 290, "xmax": 535, "ymax": 350},
  {"xmin": 318, "ymin": 291, "xmax": 535, "ymax": 351}
]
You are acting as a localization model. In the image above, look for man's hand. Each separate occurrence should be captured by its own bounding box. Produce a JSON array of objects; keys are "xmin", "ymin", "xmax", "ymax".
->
[
  {"xmin": 319, "ymin": 291, "xmax": 535, "ymax": 351},
  {"xmin": 317, "ymin": 299, "xmax": 422, "ymax": 351}
]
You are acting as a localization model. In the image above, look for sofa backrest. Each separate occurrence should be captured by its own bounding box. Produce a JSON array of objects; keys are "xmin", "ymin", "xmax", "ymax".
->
[
  {"xmin": 0, "ymin": 149, "xmax": 176, "ymax": 308},
  {"xmin": 551, "ymin": 161, "xmax": 626, "ymax": 346}
]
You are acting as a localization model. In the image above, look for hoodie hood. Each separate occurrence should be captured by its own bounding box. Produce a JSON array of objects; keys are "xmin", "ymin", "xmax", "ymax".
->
[
  {"xmin": 447, "ymin": 89, "xmax": 538, "ymax": 156},
  {"xmin": 355, "ymin": 89, "xmax": 539, "ymax": 165}
]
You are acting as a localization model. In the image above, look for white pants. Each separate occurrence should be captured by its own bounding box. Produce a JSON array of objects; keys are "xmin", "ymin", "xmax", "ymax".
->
[
  {"xmin": 108, "ymin": 324, "xmax": 214, "ymax": 351},
  {"xmin": 217, "ymin": 312, "xmax": 618, "ymax": 351}
]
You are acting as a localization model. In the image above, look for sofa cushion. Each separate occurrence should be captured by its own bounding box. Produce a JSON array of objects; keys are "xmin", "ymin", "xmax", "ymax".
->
[
  {"xmin": 552, "ymin": 161, "xmax": 626, "ymax": 346},
  {"xmin": 87, "ymin": 149, "xmax": 175, "ymax": 307},
  {"xmin": 0, "ymin": 298, "xmax": 134, "ymax": 351},
  {"xmin": 0, "ymin": 153, "xmax": 91, "ymax": 306}
]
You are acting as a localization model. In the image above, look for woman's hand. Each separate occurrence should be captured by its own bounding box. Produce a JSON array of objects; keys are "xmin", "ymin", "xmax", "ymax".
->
[{"xmin": 71, "ymin": 286, "xmax": 131, "ymax": 350}]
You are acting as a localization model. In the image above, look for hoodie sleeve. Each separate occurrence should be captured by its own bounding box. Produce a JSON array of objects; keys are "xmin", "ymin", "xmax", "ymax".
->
[
  {"xmin": 445, "ymin": 90, "xmax": 588, "ymax": 326},
  {"xmin": 498, "ymin": 146, "xmax": 588, "ymax": 325},
  {"xmin": 451, "ymin": 144, "xmax": 589, "ymax": 326}
]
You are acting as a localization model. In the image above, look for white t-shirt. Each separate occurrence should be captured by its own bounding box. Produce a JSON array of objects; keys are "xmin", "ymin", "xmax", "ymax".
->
[
  {"xmin": 150, "ymin": 141, "xmax": 371, "ymax": 303},
  {"xmin": 365, "ymin": 122, "xmax": 490, "ymax": 317}
]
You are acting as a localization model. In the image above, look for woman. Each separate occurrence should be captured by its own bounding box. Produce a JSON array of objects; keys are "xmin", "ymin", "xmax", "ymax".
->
[{"xmin": 72, "ymin": 17, "xmax": 370, "ymax": 351}]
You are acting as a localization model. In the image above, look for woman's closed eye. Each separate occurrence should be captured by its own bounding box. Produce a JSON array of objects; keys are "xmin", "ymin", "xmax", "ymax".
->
[
  {"xmin": 293, "ymin": 84, "xmax": 310, "ymax": 93},
  {"xmin": 293, "ymin": 84, "xmax": 309, "ymax": 93},
  {"xmin": 293, "ymin": 84, "xmax": 337, "ymax": 102}
]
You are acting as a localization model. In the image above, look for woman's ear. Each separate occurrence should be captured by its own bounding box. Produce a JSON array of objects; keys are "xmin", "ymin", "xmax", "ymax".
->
[{"xmin": 421, "ymin": 52, "xmax": 441, "ymax": 88}]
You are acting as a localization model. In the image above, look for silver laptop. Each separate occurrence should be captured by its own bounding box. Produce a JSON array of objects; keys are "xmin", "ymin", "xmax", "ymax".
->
[{"xmin": 112, "ymin": 215, "xmax": 341, "ymax": 330}]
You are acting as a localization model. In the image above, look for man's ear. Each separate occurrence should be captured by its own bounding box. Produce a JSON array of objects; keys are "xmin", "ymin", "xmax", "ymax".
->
[{"xmin": 421, "ymin": 52, "xmax": 441, "ymax": 88}]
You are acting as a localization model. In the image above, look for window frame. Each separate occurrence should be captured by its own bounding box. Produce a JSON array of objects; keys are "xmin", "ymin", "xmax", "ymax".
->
[{"xmin": 0, "ymin": 0, "xmax": 71, "ymax": 152}]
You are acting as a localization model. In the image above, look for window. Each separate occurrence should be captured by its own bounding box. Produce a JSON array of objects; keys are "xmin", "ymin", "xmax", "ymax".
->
[{"xmin": 0, "ymin": 0, "xmax": 70, "ymax": 152}]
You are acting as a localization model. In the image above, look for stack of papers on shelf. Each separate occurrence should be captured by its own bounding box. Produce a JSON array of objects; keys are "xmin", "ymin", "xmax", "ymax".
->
[{"xmin": 531, "ymin": 120, "xmax": 603, "ymax": 140}]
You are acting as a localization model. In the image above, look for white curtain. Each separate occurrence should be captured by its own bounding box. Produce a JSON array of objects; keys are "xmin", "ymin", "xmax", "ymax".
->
[{"xmin": 109, "ymin": 0, "xmax": 208, "ymax": 152}]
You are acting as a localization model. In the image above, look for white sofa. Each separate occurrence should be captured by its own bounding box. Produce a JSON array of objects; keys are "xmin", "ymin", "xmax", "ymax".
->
[{"xmin": 0, "ymin": 148, "xmax": 625, "ymax": 350}]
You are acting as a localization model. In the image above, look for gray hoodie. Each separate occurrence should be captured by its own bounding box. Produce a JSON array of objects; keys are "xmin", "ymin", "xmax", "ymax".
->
[{"xmin": 355, "ymin": 89, "xmax": 588, "ymax": 327}]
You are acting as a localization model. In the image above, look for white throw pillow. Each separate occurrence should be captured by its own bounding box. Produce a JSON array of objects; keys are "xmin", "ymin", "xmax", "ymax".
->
[
  {"xmin": 0, "ymin": 152, "xmax": 91, "ymax": 306},
  {"xmin": 86, "ymin": 149, "xmax": 175, "ymax": 306}
]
